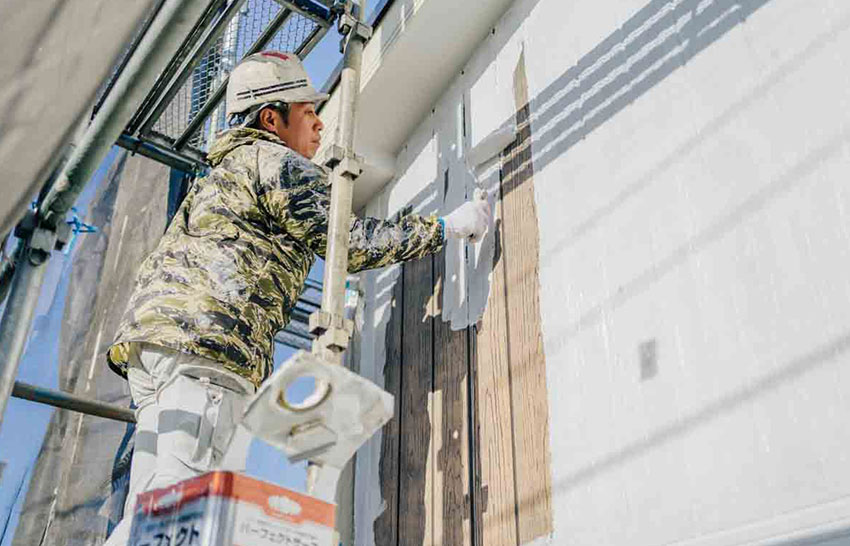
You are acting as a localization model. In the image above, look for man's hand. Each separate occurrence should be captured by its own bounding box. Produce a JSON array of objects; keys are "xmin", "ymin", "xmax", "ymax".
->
[{"xmin": 442, "ymin": 192, "xmax": 491, "ymax": 243}]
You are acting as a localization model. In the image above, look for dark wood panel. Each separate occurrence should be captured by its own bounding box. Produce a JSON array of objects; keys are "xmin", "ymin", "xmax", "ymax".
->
[
  {"xmin": 433, "ymin": 249, "xmax": 472, "ymax": 546},
  {"xmin": 373, "ymin": 52, "xmax": 553, "ymax": 545},
  {"xmin": 398, "ymin": 255, "xmax": 435, "ymax": 546},
  {"xmin": 374, "ymin": 271, "xmax": 404, "ymax": 546}
]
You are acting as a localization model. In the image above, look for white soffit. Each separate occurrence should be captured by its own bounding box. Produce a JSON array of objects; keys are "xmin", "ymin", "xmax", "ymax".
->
[{"xmin": 321, "ymin": 0, "xmax": 515, "ymax": 211}]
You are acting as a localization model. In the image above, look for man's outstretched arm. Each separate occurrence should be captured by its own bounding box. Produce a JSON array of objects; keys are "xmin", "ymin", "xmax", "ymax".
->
[{"xmin": 259, "ymin": 152, "xmax": 489, "ymax": 272}]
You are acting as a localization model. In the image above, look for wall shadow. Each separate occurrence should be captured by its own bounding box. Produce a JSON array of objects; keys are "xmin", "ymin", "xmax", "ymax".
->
[
  {"xmin": 539, "ymin": 6, "xmax": 850, "ymax": 266},
  {"xmin": 391, "ymin": 0, "xmax": 779, "ymax": 212},
  {"xmin": 528, "ymin": 0, "xmax": 774, "ymax": 182}
]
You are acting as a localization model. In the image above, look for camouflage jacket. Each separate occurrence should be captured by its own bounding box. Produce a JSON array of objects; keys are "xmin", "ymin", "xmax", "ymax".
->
[{"xmin": 107, "ymin": 128, "xmax": 443, "ymax": 388}]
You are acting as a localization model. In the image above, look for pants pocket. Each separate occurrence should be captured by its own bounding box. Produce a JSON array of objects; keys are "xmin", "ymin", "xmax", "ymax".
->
[{"xmin": 156, "ymin": 375, "xmax": 244, "ymax": 474}]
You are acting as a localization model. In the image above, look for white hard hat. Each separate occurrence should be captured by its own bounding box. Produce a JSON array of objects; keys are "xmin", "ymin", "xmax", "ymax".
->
[{"xmin": 225, "ymin": 51, "xmax": 329, "ymax": 120}]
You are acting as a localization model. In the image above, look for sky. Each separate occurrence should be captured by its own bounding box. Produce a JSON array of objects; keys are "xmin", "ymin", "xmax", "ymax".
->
[
  {"xmin": 304, "ymin": 0, "xmax": 386, "ymax": 87},
  {"xmin": 0, "ymin": 1, "xmax": 378, "ymax": 539}
]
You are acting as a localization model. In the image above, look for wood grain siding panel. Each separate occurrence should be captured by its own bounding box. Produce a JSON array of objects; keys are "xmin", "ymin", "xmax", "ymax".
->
[
  {"xmin": 371, "ymin": 51, "xmax": 553, "ymax": 544},
  {"xmin": 500, "ymin": 51, "xmax": 553, "ymax": 542},
  {"xmin": 398, "ymin": 255, "xmax": 435, "ymax": 545},
  {"xmin": 433, "ymin": 250, "xmax": 473, "ymax": 546},
  {"xmin": 375, "ymin": 273, "xmax": 404, "ymax": 546},
  {"xmin": 474, "ymin": 192, "xmax": 520, "ymax": 546}
]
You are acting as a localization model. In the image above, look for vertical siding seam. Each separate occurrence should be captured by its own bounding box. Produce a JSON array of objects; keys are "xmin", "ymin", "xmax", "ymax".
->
[
  {"xmin": 394, "ymin": 265, "xmax": 405, "ymax": 546},
  {"xmin": 499, "ymin": 160, "xmax": 523, "ymax": 546},
  {"xmin": 466, "ymin": 325, "xmax": 480, "ymax": 546},
  {"xmin": 430, "ymin": 253, "xmax": 437, "ymax": 546}
]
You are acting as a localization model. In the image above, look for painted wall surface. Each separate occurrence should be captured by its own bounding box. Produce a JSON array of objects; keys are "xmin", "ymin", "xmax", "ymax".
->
[{"xmin": 354, "ymin": 0, "xmax": 850, "ymax": 544}]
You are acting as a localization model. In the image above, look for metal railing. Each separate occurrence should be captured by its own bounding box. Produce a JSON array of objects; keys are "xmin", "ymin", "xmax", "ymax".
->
[
  {"xmin": 124, "ymin": 0, "xmax": 333, "ymax": 170},
  {"xmin": 7, "ymin": 275, "xmax": 323, "ymax": 424},
  {"xmin": 12, "ymin": 381, "xmax": 136, "ymax": 424}
]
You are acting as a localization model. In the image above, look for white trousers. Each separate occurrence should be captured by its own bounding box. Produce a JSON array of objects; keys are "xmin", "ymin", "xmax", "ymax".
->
[{"xmin": 104, "ymin": 344, "xmax": 254, "ymax": 546}]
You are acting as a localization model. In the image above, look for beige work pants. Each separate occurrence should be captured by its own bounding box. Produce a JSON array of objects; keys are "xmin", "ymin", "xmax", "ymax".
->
[{"xmin": 103, "ymin": 344, "xmax": 254, "ymax": 546}]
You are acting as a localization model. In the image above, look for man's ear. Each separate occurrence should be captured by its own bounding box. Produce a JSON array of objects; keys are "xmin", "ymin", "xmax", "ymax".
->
[{"xmin": 259, "ymin": 107, "xmax": 277, "ymax": 132}]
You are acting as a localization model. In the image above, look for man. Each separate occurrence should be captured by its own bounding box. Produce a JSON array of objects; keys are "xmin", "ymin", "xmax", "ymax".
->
[{"xmin": 102, "ymin": 51, "xmax": 489, "ymax": 544}]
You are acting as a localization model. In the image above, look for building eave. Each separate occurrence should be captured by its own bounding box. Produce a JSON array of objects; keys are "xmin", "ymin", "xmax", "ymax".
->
[{"xmin": 318, "ymin": 0, "xmax": 515, "ymax": 212}]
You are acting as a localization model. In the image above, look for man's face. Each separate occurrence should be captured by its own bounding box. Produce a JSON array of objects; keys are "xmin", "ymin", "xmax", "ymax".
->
[{"xmin": 267, "ymin": 102, "xmax": 324, "ymax": 159}]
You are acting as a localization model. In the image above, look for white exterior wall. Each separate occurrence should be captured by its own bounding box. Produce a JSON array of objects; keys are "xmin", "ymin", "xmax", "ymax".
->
[{"xmin": 356, "ymin": 0, "xmax": 850, "ymax": 544}]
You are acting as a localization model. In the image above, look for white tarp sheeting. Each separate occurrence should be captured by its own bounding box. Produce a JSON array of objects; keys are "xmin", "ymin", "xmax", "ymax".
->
[{"xmin": 0, "ymin": 0, "xmax": 158, "ymax": 236}]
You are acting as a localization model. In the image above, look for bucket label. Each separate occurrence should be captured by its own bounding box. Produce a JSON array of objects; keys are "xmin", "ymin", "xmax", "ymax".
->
[
  {"xmin": 132, "ymin": 503, "xmax": 206, "ymax": 545},
  {"xmin": 235, "ymin": 514, "xmax": 332, "ymax": 545},
  {"xmin": 128, "ymin": 472, "xmax": 336, "ymax": 546}
]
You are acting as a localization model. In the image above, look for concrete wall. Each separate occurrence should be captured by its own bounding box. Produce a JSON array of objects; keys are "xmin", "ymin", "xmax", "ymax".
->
[{"xmin": 354, "ymin": 0, "xmax": 850, "ymax": 544}]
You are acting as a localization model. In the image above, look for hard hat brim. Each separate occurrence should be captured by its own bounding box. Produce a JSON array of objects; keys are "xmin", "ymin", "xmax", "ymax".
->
[{"xmin": 289, "ymin": 90, "xmax": 330, "ymax": 104}]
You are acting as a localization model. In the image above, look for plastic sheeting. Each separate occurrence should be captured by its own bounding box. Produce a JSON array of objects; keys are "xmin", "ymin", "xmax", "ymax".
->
[
  {"xmin": 0, "ymin": 0, "xmax": 158, "ymax": 236},
  {"xmin": 11, "ymin": 151, "xmax": 172, "ymax": 545}
]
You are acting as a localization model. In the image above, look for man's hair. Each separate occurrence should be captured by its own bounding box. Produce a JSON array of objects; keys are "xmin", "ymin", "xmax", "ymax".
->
[
  {"xmin": 248, "ymin": 101, "xmax": 290, "ymax": 130},
  {"xmin": 228, "ymin": 101, "xmax": 290, "ymax": 129}
]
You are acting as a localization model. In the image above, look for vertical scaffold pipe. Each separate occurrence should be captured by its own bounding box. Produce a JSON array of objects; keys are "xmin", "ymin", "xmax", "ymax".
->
[
  {"xmin": 316, "ymin": 2, "xmax": 367, "ymax": 363},
  {"xmin": 0, "ymin": 245, "xmax": 49, "ymax": 431},
  {"xmin": 308, "ymin": 0, "xmax": 368, "ymax": 497}
]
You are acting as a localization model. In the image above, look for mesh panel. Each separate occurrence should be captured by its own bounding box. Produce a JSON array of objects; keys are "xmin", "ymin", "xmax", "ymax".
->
[{"xmin": 151, "ymin": 0, "xmax": 320, "ymax": 152}]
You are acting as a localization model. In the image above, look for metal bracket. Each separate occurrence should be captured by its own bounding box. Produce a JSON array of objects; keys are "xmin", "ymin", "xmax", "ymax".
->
[
  {"xmin": 338, "ymin": 12, "xmax": 372, "ymax": 41},
  {"xmin": 322, "ymin": 144, "xmax": 345, "ymax": 168},
  {"xmin": 323, "ymin": 145, "xmax": 363, "ymax": 180},
  {"xmin": 309, "ymin": 310, "xmax": 354, "ymax": 351},
  {"xmin": 337, "ymin": 154, "xmax": 363, "ymax": 180},
  {"xmin": 310, "ymin": 309, "xmax": 354, "ymax": 335},
  {"xmin": 13, "ymin": 210, "xmax": 73, "ymax": 265},
  {"xmin": 309, "ymin": 309, "xmax": 354, "ymax": 334},
  {"xmin": 13, "ymin": 210, "xmax": 37, "ymax": 240},
  {"xmin": 335, "ymin": 0, "xmax": 371, "ymax": 52},
  {"xmin": 309, "ymin": 309, "xmax": 333, "ymax": 334},
  {"xmin": 317, "ymin": 329, "xmax": 351, "ymax": 352}
]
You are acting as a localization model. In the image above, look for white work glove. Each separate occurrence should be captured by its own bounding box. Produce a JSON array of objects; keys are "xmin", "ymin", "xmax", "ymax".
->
[{"xmin": 441, "ymin": 191, "xmax": 491, "ymax": 243}]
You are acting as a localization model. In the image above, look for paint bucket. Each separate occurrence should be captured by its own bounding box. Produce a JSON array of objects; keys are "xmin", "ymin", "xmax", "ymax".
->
[{"xmin": 128, "ymin": 471, "xmax": 336, "ymax": 545}]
